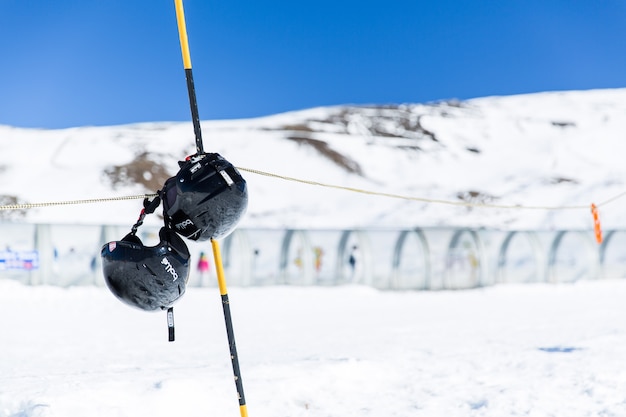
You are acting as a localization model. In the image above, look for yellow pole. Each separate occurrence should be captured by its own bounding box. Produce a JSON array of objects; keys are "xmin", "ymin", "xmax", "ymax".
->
[
  {"xmin": 174, "ymin": 0, "xmax": 192, "ymax": 69},
  {"xmin": 212, "ymin": 238, "xmax": 228, "ymax": 296},
  {"xmin": 173, "ymin": 1, "xmax": 248, "ymax": 414},
  {"xmin": 173, "ymin": 0, "xmax": 204, "ymax": 154},
  {"xmin": 212, "ymin": 239, "xmax": 249, "ymax": 417}
]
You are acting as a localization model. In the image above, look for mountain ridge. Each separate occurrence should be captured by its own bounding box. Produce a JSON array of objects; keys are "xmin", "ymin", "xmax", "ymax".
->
[{"xmin": 1, "ymin": 88, "xmax": 625, "ymax": 231}]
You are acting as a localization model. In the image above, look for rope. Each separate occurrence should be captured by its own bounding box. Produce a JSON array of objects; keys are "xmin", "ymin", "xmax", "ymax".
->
[
  {"xmin": 236, "ymin": 167, "xmax": 609, "ymax": 211},
  {"xmin": 596, "ymin": 190, "xmax": 626, "ymax": 207},
  {"xmin": 0, "ymin": 167, "xmax": 624, "ymax": 213},
  {"xmin": 0, "ymin": 194, "xmax": 158, "ymax": 211}
]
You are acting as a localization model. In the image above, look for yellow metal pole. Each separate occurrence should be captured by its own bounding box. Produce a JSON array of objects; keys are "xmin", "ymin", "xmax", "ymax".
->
[
  {"xmin": 173, "ymin": 1, "xmax": 248, "ymax": 415},
  {"xmin": 173, "ymin": 0, "xmax": 204, "ymax": 154},
  {"xmin": 212, "ymin": 239, "xmax": 249, "ymax": 417},
  {"xmin": 174, "ymin": 0, "xmax": 192, "ymax": 69}
]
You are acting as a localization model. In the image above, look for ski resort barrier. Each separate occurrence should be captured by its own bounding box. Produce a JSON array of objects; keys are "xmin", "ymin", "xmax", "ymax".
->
[{"xmin": 1, "ymin": 222, "xmax": 625, "ymax": 289}]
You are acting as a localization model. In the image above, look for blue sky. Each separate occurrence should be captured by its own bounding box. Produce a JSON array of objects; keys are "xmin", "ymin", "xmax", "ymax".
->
[{"xmin": 1, "ymin": 0, "xmax": 625, "ymax": 129}]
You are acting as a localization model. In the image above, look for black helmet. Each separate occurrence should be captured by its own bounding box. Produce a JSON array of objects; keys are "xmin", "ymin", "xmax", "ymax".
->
[
  {"xmin": 162, "ymin": 152, "xmax": 248, "ymax": 241},
  {"xmin": 101, "ymin": 227, "xmax": 190, "ymax": 311}
]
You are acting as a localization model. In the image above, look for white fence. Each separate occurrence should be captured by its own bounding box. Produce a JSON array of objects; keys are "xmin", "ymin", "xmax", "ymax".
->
[{"xmin": 1, "ymin": 222, "xmax": 625, "ymax": 289}]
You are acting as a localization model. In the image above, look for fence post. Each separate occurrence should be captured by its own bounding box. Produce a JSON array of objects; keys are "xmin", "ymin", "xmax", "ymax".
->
[{"xmin": 33, "ymin": 224, "xmax": 53, "ymax": 285}]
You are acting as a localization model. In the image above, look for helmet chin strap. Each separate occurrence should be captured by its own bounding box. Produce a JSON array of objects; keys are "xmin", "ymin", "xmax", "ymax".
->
[
  {"xmin": 128, "ymin": 193, "xmax": 178, "ymax": 342},
  {"xmin": 130, "ymin": 194, "xmax": 162, "ymax": 235}
]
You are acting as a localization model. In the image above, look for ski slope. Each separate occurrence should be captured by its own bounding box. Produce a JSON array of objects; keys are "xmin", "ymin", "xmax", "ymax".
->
[
  {"xmin": 3, "ymin": 89, "xmax": 626, "ymax": 416},
  {"xmin": 2, "ymin": 278, "xmax": 626, "ymax": 417}
]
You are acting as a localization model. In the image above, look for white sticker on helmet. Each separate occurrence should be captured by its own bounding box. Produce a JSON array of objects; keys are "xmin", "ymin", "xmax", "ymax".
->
[
  {"xmin": 161, "ymin": 257, "xmax": 179, "ymax": 281},
  {"xmin": 190, "ymin": 162, "xmax": 202, "ymax": 174},
  {"xmin": 175, "ymin": 219, "xmax": 194, "ymax": 231},
  {"xmin": 219, "ymin": 169, "xmax": 234, "ymax": 186}
]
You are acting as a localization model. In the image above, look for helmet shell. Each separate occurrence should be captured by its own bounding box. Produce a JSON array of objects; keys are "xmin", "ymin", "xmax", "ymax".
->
[
  {"xmin": 163, "ymin": 153, "xmax": 247, "ymax": 241},
  {"xmin": 101, "ymin": 228, "xmax": 190, "ymax": 311}
]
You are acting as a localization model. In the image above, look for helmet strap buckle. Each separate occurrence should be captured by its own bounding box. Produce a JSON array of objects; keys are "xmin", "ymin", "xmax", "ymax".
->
[
  {"xmin": 167, "ymin": 307, "xmax": 175, "ymax": 342},
  {"xmin": 130, "ymin": 195, "xmax": 162, "ymax": 235}
]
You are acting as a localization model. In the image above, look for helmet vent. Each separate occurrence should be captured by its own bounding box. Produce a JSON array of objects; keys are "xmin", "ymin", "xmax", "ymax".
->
[{"xmin": 143, "ymin": 263, "xmax": 158, "ymax": 277}]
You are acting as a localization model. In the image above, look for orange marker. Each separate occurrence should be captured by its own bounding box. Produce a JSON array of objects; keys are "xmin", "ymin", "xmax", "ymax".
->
[{"xmin": 591, "ymin": 203, "xmax": 603, "ymax": 244}]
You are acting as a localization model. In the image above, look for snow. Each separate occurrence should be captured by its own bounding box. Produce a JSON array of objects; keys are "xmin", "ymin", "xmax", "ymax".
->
[
  {"xmin": 3, "ymin": 278, "xmax": 626, "ymax": 416},
  {"xmin": 2, "ymin": 88, "xmax": 626, "ymax": 230},
  {"xmin": 3, "ymin": 89, "xmax": 626, "ymax": 416}
]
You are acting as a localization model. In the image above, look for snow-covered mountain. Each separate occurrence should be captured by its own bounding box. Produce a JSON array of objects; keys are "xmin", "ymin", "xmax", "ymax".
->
[{"xmin": 1, "ymin": 88, "xmax": 626, "ymax": 231}]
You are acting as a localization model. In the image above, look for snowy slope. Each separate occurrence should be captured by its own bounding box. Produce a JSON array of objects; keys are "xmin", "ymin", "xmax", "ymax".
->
[
  {"xmin": 1, "ymin": 88, "xmax": 626, "ymax": 231},
  {"xmin": 4, "ymin": 90, "xmax": 626, "ymax": 417},
  {"xmin": 3, "ymin": 278, "xmax": 626, "ymax": 417}
]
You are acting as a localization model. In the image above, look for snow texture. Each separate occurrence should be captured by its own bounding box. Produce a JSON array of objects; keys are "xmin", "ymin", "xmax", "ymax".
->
[
  {"xmin": 2, "ymin": 279, "xmax": 626, "ymax": 416},
  {"xmin": 3, "ymin": 89, "xmax": 626, "ymax": 416}
]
